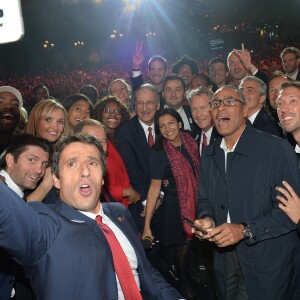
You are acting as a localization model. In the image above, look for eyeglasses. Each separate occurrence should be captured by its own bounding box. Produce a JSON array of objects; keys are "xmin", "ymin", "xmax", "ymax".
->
[
  {"xmin": 210, "ymin": 97, "xmax": 244, "ymax": 109},
  {"xmin": 103, "ymin": 108, "xmax": 121, "ymax": 115},
  {"xmin": 135, "ymin": 101, "xmax": 157, "ymax": 108}
]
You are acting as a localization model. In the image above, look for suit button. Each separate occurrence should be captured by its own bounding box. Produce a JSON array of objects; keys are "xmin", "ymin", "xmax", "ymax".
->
[
  {"xmin": 264, "ymin": 228, "xmax": 269, "ymax": 233},
  {"xmin": 221, "ymin": 205, "xmax": 225, "ymax": 209}
]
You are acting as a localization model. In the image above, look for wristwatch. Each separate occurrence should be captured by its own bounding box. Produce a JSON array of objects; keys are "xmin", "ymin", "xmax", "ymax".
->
[{"xmin": 242, "ymin": 224, "xmax": 253, "ymax": 239}]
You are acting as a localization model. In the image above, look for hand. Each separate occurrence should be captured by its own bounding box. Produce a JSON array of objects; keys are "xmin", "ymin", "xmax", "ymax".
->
[
  {"xmin": 207, "ymin": 223, "xmax": 244, "ymax": 247},
  {"xmin": 127, "ymin": 186, "xmax": 141, "ymax": 205},
  {"xmin": 141, "ymin": 227, "xmax": 153, "ymax": 241},
  {"xmin": 132, "ymin": 41, "xmax": 144, "ymax": 69},
  {"xmin": 233, "ymin": 43, "xmax": 256, "ymax": 73},
  {"xmin": 193, "ymin": 218, "xmax": 215, "ymax": 240},
  {"xmin": 276, "ymin": 180, "xmax": 300, "ymax": 224},
  {"xmin": 38, "ymin": 167, "xmax": 54, "ymax": 192}
]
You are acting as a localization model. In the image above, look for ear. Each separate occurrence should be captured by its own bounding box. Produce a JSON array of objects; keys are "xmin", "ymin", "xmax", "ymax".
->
[
  {"xmin": 5, "ymin": 153, "xmax": 14, "ymax": 168},
  {"xmin": 52, "ymin": 173, "xmax": 61, "ymax": 190},
  {"xmin": 179, "ymin": 122, "xmax": 182, "ymax": 128},
  {"xmin": 242, "ymin": 103, "xmax": 248, "ymax": 118}
]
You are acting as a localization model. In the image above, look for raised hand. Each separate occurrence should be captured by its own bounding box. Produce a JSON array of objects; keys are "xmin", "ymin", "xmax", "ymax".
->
[{"xmin": 132, "ymin": 41, "xmax": 144, "ymax": 69}]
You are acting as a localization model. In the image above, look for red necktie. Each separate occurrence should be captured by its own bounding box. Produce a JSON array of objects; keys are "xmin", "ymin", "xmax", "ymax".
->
[
  {"xmin": 202, "ymin": 133, "xmax": 207, "ymax": 154},
  {"xmin": 95, "ymin": 215, "xmax": 142, "ymax": 300},
  {"xmin": 148, "ymin": 127, "xmax": 154, "ymax": 147}
]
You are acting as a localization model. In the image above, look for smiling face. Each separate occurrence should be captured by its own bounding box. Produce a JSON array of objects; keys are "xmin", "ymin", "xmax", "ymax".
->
[
  {"xmin": 0, "ymin": 91, "xmax": 20, "ymax": 133},
  {"xmin": 6, "ymin": 145, "xmax": 49, "ymax": 190},
  {"xmin": 190, "ymin": 94, "xmax": 213, "ymax": 132},
  {"xmin": 148, "ymin": 60, "xmax": 167, "ymax": 86},
  {"xmin": 177, "ymin": 64, "xmax": 193, "ymax": 89},
  {"xmin": 163, "ymin": 79, "xmax": 185, "ymax": 110},
  {"xmin": 67, "ymin": 100, "xmax": 91, "ymax": 130},
  {"xmin": 109, "ymin": 81, "xmax": 130, "ymax": 105},
  {"xmin": 277, "ymin": 86, "xmax": 300, "ymax": 137},
  {"xmin": 268, "ymin": 76, "xmax": 290, "ymax": 110},
  {"xmin": 53, "ymin": 142, "xmax": 103, "ymax": 214},
  {"xmin": 227, "ymin": 52, "xmax": 248, "ymax": 82},
  {"xmin": 158, "ymin": 114, "xmax": 182, "ymax": 146},
  {"xmin": 100, "ymin": 102, "xmax": 122, "ymax": 133},
  {"xmin": 210, "ymin": 62, "xmax": 227, "ymax": 87},
  {"xmin": 37, "ymin": 108, "xmax": 65, "ymax": 143},
  {"xmin": 282, "ymin": 53, "xmax": 300, "ymax": 75},
  {"xmin": 211, "ymin": 87, "xmax": 247, "ymax": 148}
]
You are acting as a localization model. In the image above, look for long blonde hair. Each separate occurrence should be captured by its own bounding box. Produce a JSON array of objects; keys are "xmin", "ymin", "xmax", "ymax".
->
[{"xmin": 24, "ymin": 99, "xmax": 69, "ymax": 141}]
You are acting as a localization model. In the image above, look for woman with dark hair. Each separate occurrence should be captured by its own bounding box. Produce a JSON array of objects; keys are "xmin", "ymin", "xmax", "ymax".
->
[
  {"xmin": 61, "ymin": 93, "xmax": 93, "ymax": 132},
  {"xmin": 93, "ymin": 96, "xmax": 130, "ymax": 143},
  {"xmin": 142, "ymin": 108, "xmax": 199, "ymax": 299}
]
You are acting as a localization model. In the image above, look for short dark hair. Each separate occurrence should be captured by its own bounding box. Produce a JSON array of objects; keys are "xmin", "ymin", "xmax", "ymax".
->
[
  {"xmin": 0, "ymin": 133, "xmax": 52, "ymax": 169},
  {"xmin": 154, "ymin": 108, "xmax": 184, "ymax": 146},
  {"xmin": 208, "ymin": 57, "xmax": 228, "ymax": 72},
  {"xmin": 33, "ymin": 84, "xmax": 49, "ymax": 96},
  {"xmin": 79, "ymin": 85, "xmax": 99, "ymax": 105},
  {"xmin": 61, "ymin": 94, "xmax": 93, "ymax": 113},
  {"xmin": 279, "ymin": 81, "xmax": 300, "ymax": 93},
  {"xmin": 51, "ymin": 134, "xmax": 106, "ymax": 178},
  {"xmin": 171, "ymin": 55, "xmax": 199, "ymax": 75},
  {"xmin": 148, "ymin": 55, "xmax": 168, "ymax": 72},
  {"xmin": 280, "ymin": 47, "xmax": 300, "ymax": 60},
  {"xmin": 163, "ymin": 75, "xmax": 186, "ymax": 91}
]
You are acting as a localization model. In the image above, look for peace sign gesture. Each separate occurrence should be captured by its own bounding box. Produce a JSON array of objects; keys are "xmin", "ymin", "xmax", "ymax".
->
[{"xmin": 132, "ymin": 41, "xmax": 144, "ymax": 69}]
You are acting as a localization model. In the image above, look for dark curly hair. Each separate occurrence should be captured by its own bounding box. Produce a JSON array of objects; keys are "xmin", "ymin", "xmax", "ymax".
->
[{"xmin": 171, "ymin": 55, "xmax": 199, "ymax": 75}]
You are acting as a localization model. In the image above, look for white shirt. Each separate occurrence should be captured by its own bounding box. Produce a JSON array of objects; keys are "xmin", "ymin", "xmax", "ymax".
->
[
  {"xmin": 138, "ymin": 119, "xmax": 155, "ymax": 142},
  {"xmin": 289, "ymin": 69, "xmax": 299, "ymax": 81},
  {"xmin": 0, "ymin": 169, "xmax": 24, "ymax": 198},
  {"xmin": 219, "ymin": 126, "xmax": 245, "ymax": 223},
  {"xmin": 295, "ymin": 144, "xmax": 300, "ymax": 154},
  {"xmin": 248, "ymin": 109, "xmax": 261, "ymax": 124},
  {"xmin": 80, "ymin": 207, "xmax": 140, "ymax": 300},
  {"xmin": 199, "ymin": 126, "xmax": 213, "ymax": 156}
]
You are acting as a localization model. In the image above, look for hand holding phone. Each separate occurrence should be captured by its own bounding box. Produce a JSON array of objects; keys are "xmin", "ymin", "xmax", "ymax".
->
[{"xmin": 182, "ymin": 217, "xmax": 208, "ymax": 235}]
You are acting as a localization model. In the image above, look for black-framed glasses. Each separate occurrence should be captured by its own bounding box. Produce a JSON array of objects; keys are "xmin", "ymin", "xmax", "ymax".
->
[
  {"xmin": 103, "ymin": 108, "xmax": 121, "ymax": 115},
  {"xmin": 210, "ymin": 97, "xmax": 244, "ymax": 109}
]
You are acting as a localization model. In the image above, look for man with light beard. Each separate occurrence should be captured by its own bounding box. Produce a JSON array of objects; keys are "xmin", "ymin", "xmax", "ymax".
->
[
  {"xmin": 227, "ymin": 43, "xmax": 268, "ymax": 87},
  {"xmin": 0, "ymin": 134, "xmax": 51, "ymax": 300},
  {"xmin": 0, "ymin": 86, "xmax": 22, "ymax": 153},
  {"xmin": 131, "ymin": 42, "xmax": 168, "ymax": 108},
  {"xmin": 209, "ymin": 57, "xmax": 229, "ymax": 91},
  {"xmin": 280, "ymin": 47, "xmax": 300, "ymax": 80}
]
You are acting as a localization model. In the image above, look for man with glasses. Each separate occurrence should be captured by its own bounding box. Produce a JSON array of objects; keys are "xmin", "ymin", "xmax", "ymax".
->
[
  {"xmin": 115, "ymin": 84, "xmax": 160, "ymax": 233},
  {"xmin": 194, "ymin": 85, "xmax": 300, "ymax": 299}
]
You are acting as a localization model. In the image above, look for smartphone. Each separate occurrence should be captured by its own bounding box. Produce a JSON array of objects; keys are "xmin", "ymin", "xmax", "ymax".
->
[
  {"xmin": 0, "ymin": 0, "xmax": 24, "ymax": 44},
  {"xmin": 182, "ymin": 217, "xmax": 208, "ymax": 235}
]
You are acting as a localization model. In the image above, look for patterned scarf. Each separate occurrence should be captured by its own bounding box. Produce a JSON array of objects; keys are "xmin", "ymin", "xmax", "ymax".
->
[{"xmin": 164, "ymin": 131, "xmax": 200, "ymax": 240}]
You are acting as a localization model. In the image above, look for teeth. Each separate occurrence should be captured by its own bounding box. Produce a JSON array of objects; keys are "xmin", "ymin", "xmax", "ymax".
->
[
  {"xmin": 283, "ymin": 116, "xmax": 293, "ymax": 121},
  {"xmin": 76, "ymin": 119, "xmax": 83, "ymax": 122},
  {"xmin": 107, "ymin": 119, "xmax": 117, "ymax": 122},
  {"xmin": 81, "ymin": 184, "xmax": 89, "ymax": 188}
]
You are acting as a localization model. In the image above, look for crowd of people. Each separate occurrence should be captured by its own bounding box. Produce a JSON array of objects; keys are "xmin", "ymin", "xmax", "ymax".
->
[{"xmin": 0, "ymin": 41, "xmax": 300, "ymax": 300}]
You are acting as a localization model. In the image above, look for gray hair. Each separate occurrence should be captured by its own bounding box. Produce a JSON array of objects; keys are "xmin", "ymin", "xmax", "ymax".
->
[{"xmin": 240, "ymin": 75, "xmax": 267, "ymax": 97}]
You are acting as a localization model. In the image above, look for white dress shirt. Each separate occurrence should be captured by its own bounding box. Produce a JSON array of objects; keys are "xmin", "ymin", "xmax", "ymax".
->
[
  {"xmin": 0, "ymin": 169, "xmax": 24, "ymax": 198},
  {"xmin": 138, "ymin": 119, "xmax": 155, "ymax": 142},
  {"xmin": 80, "ymin": 207, "xmax": 140, "ymax": 300}
]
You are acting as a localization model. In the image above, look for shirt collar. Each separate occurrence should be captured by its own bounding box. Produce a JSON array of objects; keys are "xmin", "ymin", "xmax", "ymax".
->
[
  {"xmin": 0, "ymin": 169, "xmax": 24, "ymax": 198},
  {"xmin": 248, "ymin": 108, "xmax": 261, "ymax": 124}
]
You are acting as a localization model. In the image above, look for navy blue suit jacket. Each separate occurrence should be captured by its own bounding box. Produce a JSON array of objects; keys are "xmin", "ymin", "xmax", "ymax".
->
[
  {"xmin": 197, "ymin": 122, "xmax": 300, "ymax": 299},
  {"xmin": 252, "ymin": 108, "xmax": 283, "ymax": 137},
  {"xmin": 0, "ymin": 185, "xmax": 182, "ymax": 300}
]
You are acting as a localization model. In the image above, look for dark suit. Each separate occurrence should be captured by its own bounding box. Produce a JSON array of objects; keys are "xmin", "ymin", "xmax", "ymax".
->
[
  {"xmin": 182, "ymin": 105, "xmax": 201, "ymax": 139},
  {"xmin": 115, "ymin": 115, "xmax": 152, "ymax": 232},
  {"xmin": 252, "ymin": 108, "xmax": 283, "ymax": 137},
  {"xmin": 195, "ymin": 125, "xmax": 221, "ymax": 149},
  {"xmin": 197, "ymin": 122, "xmax": 300, "ymax": 299},
  {"xmin": 296, "ymin": 70, "xmax": 300, "ymax": 81},
  {"xmin": 0, "ymin": 184, "xmax": 182, "ymax": 300}
]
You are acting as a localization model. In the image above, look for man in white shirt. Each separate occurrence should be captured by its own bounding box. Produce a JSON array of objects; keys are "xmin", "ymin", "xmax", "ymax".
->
[
  {"xmin": 188, "ymin": 88, "xmax": 220, "ymax": 156},
  {"xmin": 239, "ymin": 76, "xmax": 283, "ymax": 137},
  {"xmin": 280, "ymin": 46, "xmax": 300, "ymax": 80},
  {"xmin": 0, "ymin": 133, "xmax": 51, "ymax": 300}
]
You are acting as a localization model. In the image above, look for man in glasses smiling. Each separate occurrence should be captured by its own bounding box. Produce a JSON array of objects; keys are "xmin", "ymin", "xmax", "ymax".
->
[{"xmin": 194, "ymin": 85, "xmax": 300, "ymax": 299}]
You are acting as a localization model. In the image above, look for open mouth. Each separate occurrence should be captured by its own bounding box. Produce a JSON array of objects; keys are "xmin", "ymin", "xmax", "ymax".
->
[{"xmin": 79, "ymin": 183, "xmax": 92, "ymax": 196}]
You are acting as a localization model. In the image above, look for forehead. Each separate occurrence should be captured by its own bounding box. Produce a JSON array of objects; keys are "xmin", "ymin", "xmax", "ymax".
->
[
  {"xmin": 136, "ymin": 88, "xmax": 156, "ymax": 100},
  {"xmin": 47, "ymin": 107, "xmax": 65, "ymax": 118},
  {"xmin": 270, "ymin": 76, "xmax": 289, "ymax": 86},
  {"xmin": 149, "ymin": 60, "xmax": 165, "ymax": 69},
  {"xmin": 164, "ymin": 79, "xmax": 184, "ymax": 89},
  {"xmin": 214, "ymin": 87, "xmax": 239, "ymax": 99},
  {"xmin": 240, "ymin": 80, "xmax": 259, "ymax": 89},
  {"xmin": 0, "ymin": 91, "xmax": 18, "ymax": 101},
  {"xmin": 211, "ymin": 62, "xmax": 225, "ymax": 69},
  {"xmin": 82, "ymin": 125, "xmax": 106, "ymax": 139},
  {"xmin": 159, "ymin": 114, "xmax": 177, "ymax": 124},
  {"xmin": 71, "ymin": 100, "xmax": 89, "ymax": 108},
  {"xmin": 104, "ymin": 101, "xmax": 119, "ymax": 108},
  {"xmin": 179, "ymin": 64, "xmax": 192, "ymax": 72},
  {"xmin": 36, "ymin": 87, "xmax": 47, "ymax": 93},
  {"xmin": 190, "ymin": 94, "xmax": 210, "ymax": 106},
  {"xmin": 60, "ymin": 142, "xmax": 100, "ymax": 161},
  {"xmin": 283, "ymin": 52, "xmax": 297, "ymax": 60},
  {"xmin": 19, "ymin": 145, "xmax": 49, "ymax": 160},
  {"xmin": 278, "ymin": 87, "xmax": 300, "ymax": 98},
  {"xmin": 228, "ymin": 52, "xmax": 240, "ymax": 62},
  {"xmin": 111, "ymin": 81, "xmax": 126, "ymax": 89}
]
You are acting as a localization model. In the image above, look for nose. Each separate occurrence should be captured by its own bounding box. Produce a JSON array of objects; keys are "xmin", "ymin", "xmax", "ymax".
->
[{"xmin": 80, "ymin": 162, "xmax": 90, "ymax": 178}]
